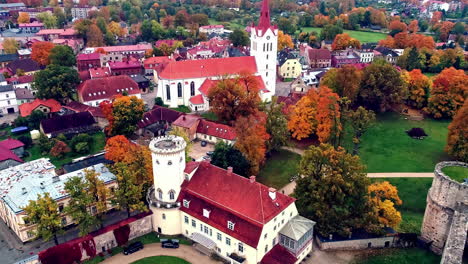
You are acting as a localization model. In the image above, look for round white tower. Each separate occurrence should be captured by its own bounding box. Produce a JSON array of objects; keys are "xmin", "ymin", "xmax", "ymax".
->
[
  {"xmin": 147, "ymin": 135, "xmax": 186, "ymax": 235},
  {"xmin": 149, "ymin": 135, "xmax": 187, "ymax": 203}
]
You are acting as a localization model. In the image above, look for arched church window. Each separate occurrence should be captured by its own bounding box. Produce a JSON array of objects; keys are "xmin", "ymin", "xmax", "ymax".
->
[
  {"xmin": 190, "ymin": 81, "xmax": 195, "ymax": 96},
  {"xmin": 157, "ymin": 189, "xmax": 163, "ymax": 200},
  {"xmin": 177, "ymin": 83, "xmax": 182, "ymax": 98},
  {"xmin": 166, "ymin": 85, "xmax": 171, "ymax": 100}
]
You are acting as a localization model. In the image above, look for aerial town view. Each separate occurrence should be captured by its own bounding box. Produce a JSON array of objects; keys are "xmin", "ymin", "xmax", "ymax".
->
[{"xmin": 0, "ymin": 0, "xmax": 466, "ymax": 263}]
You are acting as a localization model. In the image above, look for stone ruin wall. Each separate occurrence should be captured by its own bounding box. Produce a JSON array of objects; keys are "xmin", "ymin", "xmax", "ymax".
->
[{"xmin": 421, "ymin": 161, "xmax": 468, "ymax": 264}]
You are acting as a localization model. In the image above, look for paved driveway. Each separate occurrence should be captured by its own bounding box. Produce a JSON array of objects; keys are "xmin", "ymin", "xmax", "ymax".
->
[
  {"xmin": 189, "ymin": 140, "xmax": 214, "ymax": 161},
  {"xmin": 101, "ymin": 244, "xmax": 220, "ymax": 264}
]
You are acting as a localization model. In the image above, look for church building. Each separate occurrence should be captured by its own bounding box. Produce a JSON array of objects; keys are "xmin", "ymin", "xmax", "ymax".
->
[
  {"xmin": 156, "ymin": 0, "xmax": 278, "ymax": 111},
  {"xmin": 147, "ymin": 135, "xmax": 315, "ymax": 264}
]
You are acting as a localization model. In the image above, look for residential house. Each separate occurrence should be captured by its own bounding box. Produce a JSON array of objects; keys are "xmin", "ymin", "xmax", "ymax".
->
[
  {"xmin": 0, "ymin": 138, "xmax": 24, "ymax": 170},
  {"xmin": 321, "ymin": 40, "xmax": 333, "ymax": 50},
  {"xmin": 89, "ymin": 67, "xmax": 112, "ymax": 79},
  {"xmin": 107, "ymin": 59, "xmax": 142, "ymax": 76},
  {"xmin": 7, "ymin": 75, "xmax": 34, "ymax": 90},
  {"xmin": 18, "ymin": 21, "xmax": 44, "ymax": 33},
  {"xmin": 354, "ymin": 49, "xmax": 374, "ymax": 63},
  {"xmin": 0, "ymin": 54, "xmax": 19, "ymax": 68},
  {"xmin": 15, "ymin": 88, "xmax": 35, "ymax": 105},
  {"xmin": 299, "ymin": 69, "xmax": 327, "ymax": 90},
  {"xmin": 100, "ymin": 53, "xmax": 123, "ymax": 67},
  {"xmin": 77, "ymin": 53, "xmax": 101, "ymax": 71},
  {"xmin": 305, "ymin": 48, "xmax": 331, "ymax": 68},
  {"xmin": 17, "ymin": 49, "xmax": 31, "ymax": 59},
  {"xmin": 130, "ymin": 74, "xmax": 151, "ymax": 92},
  {"xmin": 331, "ymin": 50, "xmax": 360, "ymax": 68},
  {"xmin": 52, "ymin": 39, "xmax": 83, "ymax": 53},
  {"xmin": 36, "ymin": 28, "xmax": 78, "ymax": 41},
  {"xmin": 0, "ymin": 78, "xmax": 17, "ymax": 114},
  {"xmin": 71, "ymin": 5, "xmax": 98, "ymax": 20},
  {"xmin": 199, "ymin": 25, "xmax": 225, "ymax": 35},
  {"xmin": 374, "ymin": 46, "xmax": 399, "ymax": 64},
  {"xmin": 143, "ymin": 56, "xmax": 172, "ymax": 82},
  {"xmin": 77, "ymin": 75, "xmax": 141, "ymax": 107},
  {"xmin": 40, "ymin": 111, "xmax": 97, "ymax": 138},
  {"xmin": 63, "ymin": 101, "xmax": 107, "ymax": 128},
  {"xmin": 0, "ymin": 3, "xmax": 25, "ymax": 11},
  {"xmin": 137, "ymin": 105, "xmax": 183, "ymax": 137},
  {"xmin": 18, "ymin": 98, "xmax": 61, "ymax": 117},
  {"xmin": 0, "ymin": 159, "xmax": 116, "ymax": 242},
  {"xmin": 84, "ymin": 44, "xmax": 152, "ymax": 58},
  {"xmin": 21, "ymin": 7, "xmax": 53, "ymax": 19},
  {"xmin": 172, "ymin": 114, "xmax": 202, "ymax": 141},
  {"xmin": 277, "ymin": 51, "xmax": 301, "ymax": 80},
  {"xmin": 6, "ymin": 58, "xmax": 41, "ymax": 76},
  {"xmin": 196, "ymin": 119, "xmax": 236, "ymax": 145}
]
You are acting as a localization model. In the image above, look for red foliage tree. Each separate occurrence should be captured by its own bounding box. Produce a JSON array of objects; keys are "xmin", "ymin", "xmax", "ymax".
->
[
  {"xmin": 446, "ymin": 100, "xmax": 468, "ymax": 162},
  {"xmin": 39, "ymin": 243, "xmax": 82, "ymax": 264},
  {"xmin": 389, "ymin": 19, "xmax": 407, "ymax": 34},
  {"xmin": 408, "ymin": 20, "xmax": 419, "ymax": 33},
  {"xmin": 431, "ymin": 11, "xmax": 442, "ymax": 25},
  {"xmin": 49, "ymin": 140, "xmax": 71, "ymax": 157},
  {"xmin": 82, "ymin": 235, "xmax": 97, "ymax": 258},
  {"xmin": 113, "ymin": 224, "xmax": 130, "ymax": 246},
  {"xmin": 378, "ymin": 35, "xmax": 396, "ymax": 48}
]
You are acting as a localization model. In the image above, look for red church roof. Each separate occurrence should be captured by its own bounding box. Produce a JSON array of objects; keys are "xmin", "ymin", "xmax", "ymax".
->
[
  {"xmin": 196, "ymin": 119, "xmax": 236, "ymax": 141},
  {"xmin": 178, "ymin": 162, "xmax": 295, "ymax": 248},
  {"xmin": 19, "ymin": 98, "xmax": 61, "ymax": 117},
  {"xmin": 77, "ymin": 75, "xmax": 140, "ymax": 102},
  {"xmin": 260, "ymin": 244, "xmax": 297, "ymax": 264},
  {"xmin": 159, "ymin": 57, "xmax": 257, "ymax": 80}
]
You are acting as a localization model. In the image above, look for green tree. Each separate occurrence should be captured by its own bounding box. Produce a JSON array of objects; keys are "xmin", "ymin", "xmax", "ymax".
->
[
  {"xmin": 85, "ymin": 169, "xmax": 109, "ymax": 229},
  {"xmin": 109, "ymin": 96, "xmax": 145, "ymax": 137},
  {"xmin": 293, "ymin": 144, "xmax": 372, "ymax": 237},
  {"xmin": 70, "ymin": 133, "xmax": 92, "ymax": 153},
  {"xmin": 34, "ymin": 65, "xmax": 80, "ymax": 104},
  {"xmin": 211, "ymin": 141, "xmax": 251, "ymax": 176},
  {"xmin": 320, "ymin": 24, "xmax": 343, "ymax": 41},
  {"xmin": 14, "ymin": 109, "xmax": 46, "ymax": 129},
  {"xmin": 49, "ymin": 45, "xmax": 76, "ymax": 67},
  {"xmin": 263, "ymin": 97, "xmax": 289, "ymax": 152},
  {"xmin": 169, "ymin": 126, "xmax": 192, "ymax": 162},
  {"xmin": 358, "ymin": 61, "xmax": 407, "ymax": 112},
  {"xmin": 22, "ymin": 193, "xmax": 64, "ymax": 245},
  {"xmin": 36, "ymin": 12, "xmax": 57, "ymax": 28},
  {"xmin": 111, "ymin": 162, "xmax": 147, "ymax": 218},
  {"xmin": 348, "ymin": 106, "xmax": 376, "ymax": 155},
  {"xmin": 64, "ymin": 176, "xmax": 98, "ymax": 236},
  {"xmin": 406, "ymin": 47, "xmax": 422, "ymax": 71},
  {"xmin": 277, "ymin": 17, "xmax": 296, "ymax": 35},
  {"xmin": 229, "ymin": 29, "xmax": 249, "ymax": 47}
]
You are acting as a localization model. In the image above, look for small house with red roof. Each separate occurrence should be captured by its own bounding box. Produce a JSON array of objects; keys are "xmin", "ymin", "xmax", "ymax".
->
[
  {"xmin": 36, "ymin": 28, "xmax": 78, "ymax": 41},
  {"xmin": 172, "ymin": 114, "xmax": 202, "ymax": 141},
  {"xmin": 84, "ymin": 44, "xmax": 152, "ymax": 58},
  {"xmin": 77, "ymin": 53, "xmax": 101, "ymax": 71},
  {"xmin": 196, "ymin": 119, "xmax": 236, "ymax": 144},
  {"xmin": 0, "ymin": 138, "xmax": 24, "ymax": 169},
  {"xmin": 302, "ymin": 46, "xmax": 331, "ymax": 68},
  {"xmin": 18, "ymin": 98, "xmax": 61, "ymax": 117},
  {"xmin": 89, "ymin": 67, "xmax": 111, "ymax": 79},
  {"xmin": 107, "ymin": 59, "xmax": 142, "ymax": 76},
  {"xmin": 199, "ymin": 25, "xmax": 225, "ymax": 35},
  {"xmin": 77, "ymin": 75, "xmax": 141, "ymax": 107},
  {"xmin": 18, "ymin": 21, "xmax": 44, "ymax": 33}
]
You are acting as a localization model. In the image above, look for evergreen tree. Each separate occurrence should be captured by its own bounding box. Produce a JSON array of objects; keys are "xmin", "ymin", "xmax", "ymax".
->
[{"xmin": 407, "ymin": 47, "xmax": 422, "ymax": 71}]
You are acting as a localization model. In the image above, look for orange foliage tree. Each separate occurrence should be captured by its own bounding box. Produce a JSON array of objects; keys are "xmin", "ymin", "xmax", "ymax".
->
[
  {"xmin": 278, "ymin": 30, "xmax": 294, "ymax": 50},
  {"xmin": 405, "ymin": 69, "xmax": 432, "ymax": 109},
  {"xmin": 287, "ymin": 90, "xmax": 319, "ymax": 140},
  {"xmin": 100, "ymin": 96, "xmax": 145, "ymax": 137},
  {"xmin": 316, "ymin": 86, "xmax": 341, "ymax": 145},
  {"xmin": 332, "ymin": 33, "xmax": 361, "ymax": 50},
  {"xmin": 430, "ymin": 11, "xmax": 442, "ymax": 25},
  {"xmin": 389, "ymin": 19, "xmax": 407, "ymax": 35},
  {"xmin": 368, "ymin": 181, "xmax": 403, "ymax": 229},
  {"xmin": 86, "ymin": 24, "xmax": 104, "ymax": 47},
  {"xmin": 446, "ymin": 101, "xmax": 468, "ymax": 162},
  {"xmin": 378, "ymin": 35, "xmax": 396, "ymax": 48},
  {"xmin": 31, "ymin": 41, "xmax": 55, "ymax": 66},
  {"xmin": 17, "ymin": 12, "xmax": 30, "ymax": 23},
  {"xmin": 427, "ymin": 67, "xmax": 468, "ymax": 118},
  {"xmin": 408, "ymin": 20, "xmax": 419, "ymax": 33},
  {"xmin": 434, "ymin": 21, "xmax": 455, "ymax": 42},
  {"xmin": 234, "ymin": 112, "xmax": 270, "ymax": 175}
]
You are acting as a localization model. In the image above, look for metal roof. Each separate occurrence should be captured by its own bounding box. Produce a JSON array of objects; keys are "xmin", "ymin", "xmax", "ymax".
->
[
  {"xmin": 1, "ymin": 159, "xmax": 116, "ymax": 214},
  {"xmin": 279, "ymin": 215, "xmax": 316, "ymax": 240}
]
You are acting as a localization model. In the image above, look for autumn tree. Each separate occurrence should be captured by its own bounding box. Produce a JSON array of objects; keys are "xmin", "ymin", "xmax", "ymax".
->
[
  {"xmin": 34, "ymin": 65, "xmax": 81, "ymax": 104},
  {"xmin": 208, "ymin": 75, "xmax": 261, "ymax": 125},
  {"xmin": 433, "ymin": 21, "xmax": 454, "ymax": 42},
  {"xmin": 49, "ymin": 140, "xmax": 71, "ymax": 158},
  {"xmin": 389, "ymin": 19, "xmax": 407, "ymax": 36},
  {"xmin": 17, "ymin": 12, "xmax": 30, "ymax": 23},
  {"xmin": 101, "ymin": 96, "xmax": 145, "ymax": 137},
  {"xmin": 287, "ymin": 89, "xmax": 319, "ymax": 140},
  {"xmin": 408, "ymin": 20, "xmax": 419, "ymax": 33},
  {"xmin": 234, "ymin": 112, "xmax": 270, "ymax": 175},
  {"xmin": 446, "ymin": 101, "xmax": 468, "ymax": 162},
  {"xmin": 263, "ymin": 97, "xmax": 289, "ymax": 152},
  {"xmin": 348, "ymin": 106, "xmax": 376, "ymax": 155},
  {"xmin": 278, "ymin": 30, "xmax": 294, "ymax": 50},
  {"xmin": 3, "ymin": 38, "xmax": 19, "ymax": 54},
  {"xmin": 405, "ymin": 69, "xmax": 432, "ymax": 109},
  {"xmin": 358, "ymin": 61, "xmax": 407, "ymax": 112},
  {"xmin": 316, "ymin": 86, "xmax": 341, "ymax": 146},
  {"xmin": 320, "ymin": 65, "xmax": 362, "ymax": 103},
  {"xmin": 49, "ymin": 45, "xmax": 76, "ymax": 67},
  {"xmin": 332, "ymin": 33, "xmax": 361, "ymax": 50},
  {"xmin": 378, "ymin": 35, "xmax": 396, "ymax": 48},
  {"xmin": 22, "ymin": 193, "xmax": 64, "ymax": 245},
  {"xmin": 427, "ymin": 67, "xmax": 467, "ymax": 119},
  {"xmin": 111, "ymin": 162, "xmax": 147, "ymax": 218},
  {"xmin": 294, "ymin": 144, "xmax": 372, "ymax": 236},
  {"xmin": 31, "ymin": 41, "xmax": 55, "ymax": 66},
  {"xmin": 64, "ymin": 176, "xmax": 98, "ymax": 236},
  {"xmin": 368, "ymin": 181, "xmax": 402, "ymax": 230},
  {"xmin": 86, "ymin": 24, "xmax": 104, "ymax": 47},
  {"xmin": 85, "ymin": 169, "xmax": 109, "ymax": 228},
  {"xmin": 430, "ymin": 11, "xmax": 442, "ymax": 25}
]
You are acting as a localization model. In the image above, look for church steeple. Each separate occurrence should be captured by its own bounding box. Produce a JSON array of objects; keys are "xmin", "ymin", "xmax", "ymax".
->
[{"xmin": 257, "ymin": 0, "xmax": 271, "ymax": 29}]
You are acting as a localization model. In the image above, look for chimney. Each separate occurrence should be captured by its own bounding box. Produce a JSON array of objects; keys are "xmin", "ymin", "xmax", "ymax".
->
[
  {"xmin": 249, "ymin": 176, "xmax": 256, "ymax": 183},
  {"xmin": 268, "ymin": 187, "xmax": 276, "ymax": 201},
  {"xmin": 227, "ymin": 167, "xmax": 233, "ymax": 175},
  {"xmin": 182, "ymin": 116, "xmax": 186, "ymax": 121}
]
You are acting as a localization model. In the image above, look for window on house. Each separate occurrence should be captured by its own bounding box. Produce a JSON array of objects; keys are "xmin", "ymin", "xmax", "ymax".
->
[
  {"xmin": 166, "ymin": 85, "xmax": 171, "ymax": 100},
  {"xmin": 217, "ymin": 233, "xmax": 222, "ymax": 241},
  {"xmin": 169, "ymin": 190, "xmax": 175, "ymax": 200},
  {"xmin": 184, "ymin": 216, "xmax": 189, "ymax": 223},
  {"xmin": 91, "ymin": 206, "xmax": 97, "ymax": 215},
  {"xmin": 265, "ymin": 245, "xmax": 268, "ymax": 253},
  {"xmin": 227, "ymin": 221, "xmax": 235, "ymax": 230},
  {"xmin": 203, "ymin": 209, "xmax": 210, "ymax": 218},
  {"xmin": 204, "ymin": 226, "xmax": 209, "ymax": 234},
  {"xmin": 192, "ymin": 219, "xmax": 196, "ymax": 227},
  {"xmin": 58, "ymin": 204, "xmax": 64, "ymax": 212},
  {"xmin": 238, "ymin": 243, "xmax": 244, "ymax": 253},
  {"xmin": 162, "ymin": 213, "xmax": 166, "ymax": 220},
  {"xmin": 183, "ymin": 199, "xmax": 190, "ymax": 208},
  {"xmin": 226, "ymin": 237, "xmax": 231, "ymax": 246},
  {"xmin": 158, "ymin": 189, "xmax": 163, "ymax": 200},
  {"xmin": 177, "ymin": 82, "xmax": 182, "ymax": 98},
  {"xmin": 190, "ymin": 81, "xmax": 195, "ymax": 96}
]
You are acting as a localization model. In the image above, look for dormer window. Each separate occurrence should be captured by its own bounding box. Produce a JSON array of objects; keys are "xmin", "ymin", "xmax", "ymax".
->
[
  {"xmin": 169, "ymin": 190, "xmax": 175, "ymax": 200},
  {"xmin": 183, "ymin": 199, "xmax": 190, "ymax": 208},
  {"xmin": 227, "ymin": 221, "xmax": 235, "ymax": 230},
  {"xmin": 203, "ymin": 209, "xmax": 210, "ymax": 218}
]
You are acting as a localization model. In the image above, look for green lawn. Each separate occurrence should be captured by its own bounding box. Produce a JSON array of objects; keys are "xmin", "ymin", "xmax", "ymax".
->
[
  {"xmin": 257, "ymin": 150, "xmax": 301, "ymax": 189},
  {"xmin": 200, "ymin": 111, "xmax": 218, "ymax": 121},
  {"xmin": 354, "ymin": 248, "xmax": 441, "ymax": 264},
  {"xmin": 208, "ymin": 18, "xmax": 243, "ymax": 30},
  {"xmin": 131, "ymin": 256, "xmax": 191, "ymax": 264},
  {"xmin": 370, "ymin": 178, "xmax": 433, "ymax": 233},
  {"xmin": 170, "ymin": 105, "xmax": 191, "ymax": 113},
  {"xmin": 351, "ymin": 113, "xmax": 450, "ymax": 173},
  {"xmin": 442, "ymin": 166, "xmax": 468, "ymax": 183},
  {"xmin": 24, "ymin": 132, "xmax": 106, "ymax": 168},
  {"xmin": 300, "ymin": 27, "xmax": 388, "ymax": 43}
]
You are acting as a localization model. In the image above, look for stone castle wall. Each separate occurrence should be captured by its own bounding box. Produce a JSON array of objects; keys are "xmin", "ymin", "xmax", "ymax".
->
[{"xmin": 421, "ymin": 161, "xmax": 468, "ymax": 264}]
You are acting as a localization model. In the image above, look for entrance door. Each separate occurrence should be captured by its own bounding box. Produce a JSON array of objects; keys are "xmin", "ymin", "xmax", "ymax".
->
[
  {"xmin": 7, "ymin": 108, "xmax": 14, "ymax": 114},
  {"xmin": 158, "ymin": 227, "xmax": 162, "ymax": 233}
]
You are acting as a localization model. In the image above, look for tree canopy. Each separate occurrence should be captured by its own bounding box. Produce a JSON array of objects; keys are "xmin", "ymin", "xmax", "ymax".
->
[
  {"xmin": 49, "ymin": 45, "xmax": 76, "ymax": 67},
  {"xmin": 33, "ymin": 65, "xmax": 80, "ymax": 104}
]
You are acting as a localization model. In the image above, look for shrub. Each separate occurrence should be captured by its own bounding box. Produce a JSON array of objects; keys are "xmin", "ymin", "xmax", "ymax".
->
[
  {"xmin": 18, "ymin": 135, "xmax": 32, "ymax": 148},
  {"xmin": 70, "ymin": 133, "xmax": 92, "ymax": 153},
  {"xmin": 155, "ymin": 97, "xmax": 164, "ymax": 106},
  {"xmin": 75, "ymin": 142, "xmax": 90, "ymax": 154}
]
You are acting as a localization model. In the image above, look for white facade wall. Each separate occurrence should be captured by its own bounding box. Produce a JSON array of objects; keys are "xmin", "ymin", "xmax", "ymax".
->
[
  {"xmin": 151, "ymin": 146, "xmax": 186, "ymax": 203},
  {"xmin": 152, "ymin": 208, "xmax": 182, "ymax": 235},
  {"xmin": 157, "ymin": 77, "xmax": 207, "ymax": 108},
  {"xmin": 195, "ymin": 133, "xmax": 235, "ymax": 145},
  {"xmin": 0, "ymin": 90, "xmax": 18, "ymax": 114},
  {"xmin": 358, "ymin": 52, "xmax": 374, "ymax": 63},
  {"xmin": 250, "ymin": 28, "xmax": 278, "ymax": 102}
]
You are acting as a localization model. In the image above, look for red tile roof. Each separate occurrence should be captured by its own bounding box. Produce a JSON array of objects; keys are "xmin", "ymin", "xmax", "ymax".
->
[
  {"xmin": 178, "ymin": 162, "xmax": 295, "ymax": 248},
  {"xmin": 196, "ymin": 119, "xmax": 236, "ymax": 140},
  {"xmin": 308, "ymin": 48, "xmax": 331, "ymax": 60},
  {"xmin": 77, "ymin": 53, "xmax": 100, "ymax": 61},
  {"xmin": 92, "ymin": 44, "xmax": 152, "ymax": 53},
  {"xmin": 37, "ymin": 28, "xmax": 77, "ymax": 36},
  {"xmin": 19, "ymin": 98, "xmax": 61, "ymax": 117},
  {"xmin": 200, "ymin": 25, "xmax": 224, "ymax": 29},
  {"xmin": 0, "ymin": 147, "xmax": 22, "ymax": 163},
  {"xmin": 64, "ymin": 101, "xmax": 105, "ymax": 118},
  {"xmin": 89, "ymin": 67, "xmax": 111, "ymax": 79},
  {"xmin": 138, "ymin": 105, "xmax": 183, "ymax": 128},
  {"xmin": 189, "ymin": 94, "xmax": 204, "ymax": 105},
  {"xmin": 172, "ymin": 114, "xmax": 201, "ymax": 129},
  {"xmin": 159, "ymin": 57, "xmax": 257, "ymax": 80},
  {"xmin": 143, "ymin": 56, "xmax": 172, "ymax": 69},
  {"xmin": 77, "ymin": 75, "xmax": 140, "ymax": 102},
  {"xmin": 184, "ymin": 161, "xmax": 200, "ymax": 174},
  {"xmin": 7, "ymin": 74, "xmax": 34, "ymax": 84},
  {"xmin": 0, "ymin": 139, "xmax": 24, "ymax": 150},
  {"xmin": 41, "ymin": 112, "xmax": 96, "ymax": 134},
  {"xmin": 108, "ymin": 60, "xmax": 142, "ymax": 70},
  {"xmin": 19, "ymin": 21, "xmax": 43, "ymax": 27},
  {"xmin": 260, "ymin": 244, "xmax": 297, "ymax": 264}
]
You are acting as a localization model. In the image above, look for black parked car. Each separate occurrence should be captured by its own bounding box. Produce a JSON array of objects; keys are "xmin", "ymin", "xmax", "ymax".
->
[
  {"xmin": 161, "ymin": 239, "xmax": 180, "ymax": 248},
  {"xmin": 123, "ymin": 241, "xmax": 144, "ymax": 255}
]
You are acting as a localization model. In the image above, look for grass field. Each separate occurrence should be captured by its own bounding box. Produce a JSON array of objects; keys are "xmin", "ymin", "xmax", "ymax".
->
[
  {"xmin": 257, "ymin": 150, "xmax": 301, "ymax": 189},
  {"xmin": 442, "ymin": 166, "xmax": 468, "ymax": 183},
  {"xmin": 350, "ymin": 113, "xmax": 450, "ymax": 173},
  {"xmin": 354, "ymin": 248, "xmax": 441, "ymax": 264},
  {"xmin": 300, "ymin": 27, "xmax": 388, "ymax": 43},
  {"xmin": 131, "ymin": 256, "xmax": 191, "ymax": 264},
  {"xmin": 208, "ymin": 18, "xmax": 243, "ymax": 30}
]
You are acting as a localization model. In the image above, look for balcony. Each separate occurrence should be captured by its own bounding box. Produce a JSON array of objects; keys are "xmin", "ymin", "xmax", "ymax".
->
[
  {"xmin": 146, "ymin": 186, "xmax": 180, "ymax": 209},
  {"xmin": 228, "ymin": 253, "xmax": 246, "ymax": 264}
]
